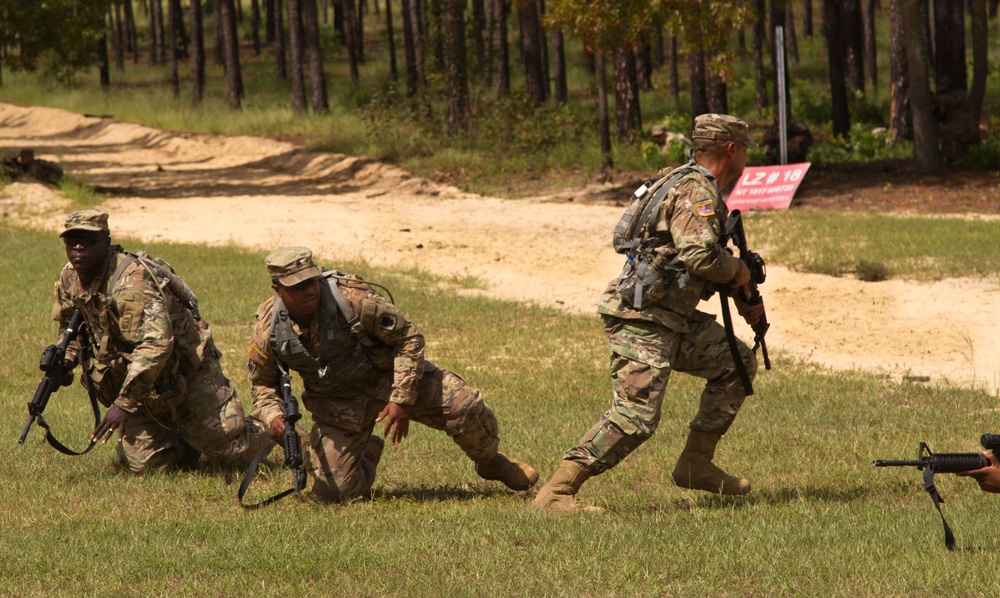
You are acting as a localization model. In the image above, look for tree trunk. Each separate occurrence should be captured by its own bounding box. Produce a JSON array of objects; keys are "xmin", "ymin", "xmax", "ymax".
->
[
  {"xmin": 494, "ymin": 0, "xmax": 509, "ymax": 100},
  {"xmin": 251, "ymin": 0, "xmax": 262, "ymax": 55},
  {"xmin": 150, "ymin": 0, "xmax": 164, "ymax": 65},
  {"xmin": 99, "ymin": 33, "xmax": 111, "ymax": 89},
  {"xmin": 518, "ymin": 0, "xmax": 546, "ymax": 104},
  {"xmin": 386, "ymin": 0, "xmax": 398, "ymax": 80},
  {"xmin": 933, "ymin": 0, "xmax": 966, "ymax": 93},
  {"xmin": 302, "ymin": 0, "xmax": 329, "ymax": 113},
  {"xmin": 888, "ymin": 0, "xmax": 911, "ymax": 141},
  {"xmin": 401, "ymin": 0, "xmax": 419, "ymax": 94},
  {"xmin": 595, "ymin": 50, "xmax": 612, "ymax": 170},
  {"xmin": 688, "ymin": 47, "xmax": 708, "ymax": 123},
  {"xmin": 342, "ymin": 0, "xmax": 360, "ymax": 82},
  {"xmin": 752, "ymin": 0, "xmax": 768, "ymax": 112},
  {"xmin": 191, "ymin": 0, "xmax": 206, "ymax": 105},
  {"xmin": 113, "ymin": 4, "xmax": 126, "ymax": 71},
  {"xmin": 266, "ymin": 0, "xmax": 277, "ymax": 42},
  {"xmin": 862, "ymin": 0, "xmax": 877, "ymax": 89},
  {"xmin": 273, "ymin": 0, "xmax": 288, "ymax": 78},
  {"xmin": 970, "ymin": 0, "xmax": 987, "ymax": 125},
  {"xmin": 288, "ymin": 0, "xmax": 308, "ymax": 111},
  {"xmin": 899, "ymin": 0, "xmax": 941, "ymax": 172},
  {"xmin": 706, "ymin": 49, "xmax": 728, "ymax": 114},
  {"xmin": 824, "ymin": 0, "xmax": 850, "ymax": 137},
  {"xmin": 169, "ymin": 0, "xmax": 180, "ymax": 97},
  {"xmin": 356, "ymin": 0, "xmax": 366, "ymax": 62},
  {"xmin": 614, "ymin": 45, "xmax": 641, "ymax": 141},
  {"xmin": 551, "ymin": 29, "xmax": 566, "ymax": 104},
  {"xmin": 124, "ymin": 0, "xmax": 139, "ymax": 63},
  {"xmin": 785, "ymin": 2, "xmax": 798, "ymax": 64},
  {"xmin": 844, "ymin": 0, "xmax": 865, "ymax": 93},
  {"xmin": 770, "ymin": 0, "xmax": 792, "ymax": 107},
  {"xmin": 471, "ymin": 0, "xmax": 486, "ymax": 72},
  {"xmin": 804, "ymin": 0, "xmax": 813, "ymax": 37},
  {"xmin": 172, "ymin": 0, "xmax": 188, "ymax": 57},
  {"xmin": 667, "ymin": 31, "xmax": 679, "ymax": 103},
  {"xmin": 214, "ymin": 0, "xmax": 225, "ymax": 65},
  {"xmin": 442, "ymin": 0, "xmax": 468, "ymax": 133},
  {"xmin": 220, "ymin": 0, "xmax": 244, "ymax": 108},
  {"xmin": 408, "ymin": 0, "xmax": 426, "ymax": 88}
]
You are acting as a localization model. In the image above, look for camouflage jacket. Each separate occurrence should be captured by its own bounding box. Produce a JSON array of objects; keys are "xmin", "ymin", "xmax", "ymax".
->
[
  {"xmin": 246, "ymin": 272, "xmax": 424, "ymax": 432},
  {"xmin": 598, "ymin": 165, "xmax": 737, "ymax": 332},
  {"xmin": 52, "ymin": 246, "xmax": 211, "ymax": 412}
]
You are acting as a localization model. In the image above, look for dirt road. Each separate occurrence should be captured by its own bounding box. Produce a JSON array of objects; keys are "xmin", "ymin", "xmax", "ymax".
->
[{"xmin": 3, "ymin": 101, "xmax": 999, "ymax": 393}]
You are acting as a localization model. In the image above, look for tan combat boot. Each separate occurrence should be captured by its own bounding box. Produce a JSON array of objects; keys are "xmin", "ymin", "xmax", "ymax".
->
[
  {"xmin": 530, "ymin": 460, "xmax": 605, "ymax": 513},
  {"xmin": 671, "ymin": 430, "xmax": 750, "ymax": 495},
  {"xmin": 477, "ymin": 452, "xmax": 539, "ymax": 491}
]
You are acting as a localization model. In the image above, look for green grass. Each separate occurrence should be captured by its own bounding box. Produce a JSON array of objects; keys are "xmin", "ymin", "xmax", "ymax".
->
[
  {"xmin": 750, "ymin": 209, "xmax": 1000, "ymax": 282},
  {"xmin": 3, "ymin": 226, "xmax": 1000, "ymax": 596}
]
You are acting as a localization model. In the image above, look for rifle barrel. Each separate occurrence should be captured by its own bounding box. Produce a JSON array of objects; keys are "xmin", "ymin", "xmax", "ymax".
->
[{"xmin": 872, "ymin": 459, "xmax": 923, "ymax": 467}]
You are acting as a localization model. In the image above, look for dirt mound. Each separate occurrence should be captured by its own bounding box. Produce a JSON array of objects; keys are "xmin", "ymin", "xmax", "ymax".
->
[{"xmin": 3, "ymin": 101, "xmax": 998, "ymax": 393}]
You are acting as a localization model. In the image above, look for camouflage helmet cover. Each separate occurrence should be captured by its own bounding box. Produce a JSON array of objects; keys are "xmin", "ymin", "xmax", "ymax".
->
[
  {"xmin": 691, "ymin": 114, "xmax": 759, "ymax": 149},
  {"xmin": 265, "ymin": 246, "xmax": 323, "ymax": 286}
]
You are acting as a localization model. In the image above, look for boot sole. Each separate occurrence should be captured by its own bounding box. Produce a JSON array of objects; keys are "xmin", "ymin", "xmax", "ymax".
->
[{"xmin": 672, "ymin": 474, "xmax": 751, "ymax": 495}]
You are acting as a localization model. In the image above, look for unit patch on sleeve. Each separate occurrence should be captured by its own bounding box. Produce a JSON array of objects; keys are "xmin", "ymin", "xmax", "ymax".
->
[
  {"xmin": 247, "ymin": 342, "xmax": 268, "ymax": 367},
  {"xmin": 693, "ymin": 200, "xmax": 716, "ymax": 218}
]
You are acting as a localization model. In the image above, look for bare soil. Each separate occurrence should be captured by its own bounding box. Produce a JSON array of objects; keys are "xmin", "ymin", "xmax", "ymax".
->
[{"xmin": 2, "ymin": 102, "xmax": 999, "ymax": 393}]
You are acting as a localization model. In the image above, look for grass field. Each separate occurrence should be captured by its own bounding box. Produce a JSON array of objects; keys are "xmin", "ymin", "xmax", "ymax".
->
[{"xmin": 2, "ymin": 224, "xmax": 1000, "ymax": 596}]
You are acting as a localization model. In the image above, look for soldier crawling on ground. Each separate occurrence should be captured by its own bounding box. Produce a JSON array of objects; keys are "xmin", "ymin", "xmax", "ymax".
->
[{"xmin": 3, "ymin": 149, "xmax": 64, "ymax": 185}]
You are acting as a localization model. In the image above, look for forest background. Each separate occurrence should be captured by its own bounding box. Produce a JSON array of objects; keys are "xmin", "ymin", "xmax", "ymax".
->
[{"xmin": 0, "ymin": 0, "xmax": 997, "ymax": 197}]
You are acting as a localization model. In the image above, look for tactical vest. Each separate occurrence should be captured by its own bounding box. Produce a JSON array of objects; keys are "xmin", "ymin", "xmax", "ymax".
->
[
  {"xmin": 268, "ymin": 273, "xmax": 377, "ymax": 394},
  {"xmin": 612, "ymin": 161, "xmax": 721, "ymax": 311}
]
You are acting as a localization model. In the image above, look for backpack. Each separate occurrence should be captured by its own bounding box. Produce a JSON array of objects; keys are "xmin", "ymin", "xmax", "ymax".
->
[{"xmin": 611, "ymin": 162, "xmax": 706, "ymax": 309}]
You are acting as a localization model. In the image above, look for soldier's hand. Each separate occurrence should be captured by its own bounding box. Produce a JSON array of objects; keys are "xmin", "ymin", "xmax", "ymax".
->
[
  {"xmin": 729, "ymin": 257, "xmax": 751, "ymax": 288},
  {"xmin": 376, "ymin": 402, "xmax": 411, "ymax": 446},
  {"xmin": 734, "ymin": 295, "xmax": 765, "ymax": 327},
  {"xmin": 92, "ymin": 404, "xmax": 131, "ymax": 444},
  {"xmin": 956, "ymin": 452, "xmax": 1000, "ymax": 493},
  {"xmin": 59, "ymin": 360, "xmax": 75, "ymax": 387},
  {"xmin": 269, "ymin": 416, "xmax": 286, "ymax": 445}
]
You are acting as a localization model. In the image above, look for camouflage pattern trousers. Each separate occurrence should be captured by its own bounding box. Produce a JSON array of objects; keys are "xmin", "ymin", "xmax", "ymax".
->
[
  {"xmin": 564, "ymin": 311, "xmax": 757, "ymax": 476},
  {"xmin": 116, "ymin": 356, "xmax": 269, "ymax": 473},
  {"xmin": 304, "ymin": 362, "xmax": 501, "ymax": 503}
]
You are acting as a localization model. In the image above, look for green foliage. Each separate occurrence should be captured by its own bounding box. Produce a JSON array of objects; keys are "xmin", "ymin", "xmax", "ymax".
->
[
  {"xmin": 0, "ymin": 0, "xmax": 109, "ymax": 83},
  {"xmin": 809, "ymin": 123, "xmax": 911, "ymax": 165},
  {"xmin": 955, "ymin": 118, "xmax": 1000, "ymax": 170}
]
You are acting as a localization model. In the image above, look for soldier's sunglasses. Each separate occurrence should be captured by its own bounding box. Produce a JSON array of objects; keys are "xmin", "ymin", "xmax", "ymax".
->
[{"xmin": 62, "ymin": 235, "xmax": 103, "ymax": 248}]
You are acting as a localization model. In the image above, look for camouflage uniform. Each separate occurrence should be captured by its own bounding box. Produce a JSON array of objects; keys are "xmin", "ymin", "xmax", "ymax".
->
[
  {"xmin": 247, "ymin": 248, "xmax": 532, "ymax": 502},
  {"xmin": 52, "ymin": 210, "xmax": 269, "ymax": 472},
  {"xmin": 564, "ymin": 114, "xmax": 759, "ymax": 476}
]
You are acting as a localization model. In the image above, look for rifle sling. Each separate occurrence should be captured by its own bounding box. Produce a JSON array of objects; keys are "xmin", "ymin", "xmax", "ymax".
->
[
  {"xmin": 237, "ymin": 440, "xmax": 306, "ymax": 509},
  {"xmin": 923, "ymin": 467, "xmax": 957, "ymax": 550},
  {"xmin": 36, "ymin": 335, "xmax": 101, "ymax": 457},
  {"xmin": 719, "ymin": 291, "xmax": 754, "ymax": 397}
]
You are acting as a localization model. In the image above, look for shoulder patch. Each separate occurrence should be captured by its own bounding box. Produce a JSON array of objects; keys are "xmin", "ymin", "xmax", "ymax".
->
[
  {"xmin": 248, "ymin": 342, "xmax": 267, "ymax": 367},
  {"xmin": 692, "ymin": 200, "xmax": 716, "ymax": 218}
]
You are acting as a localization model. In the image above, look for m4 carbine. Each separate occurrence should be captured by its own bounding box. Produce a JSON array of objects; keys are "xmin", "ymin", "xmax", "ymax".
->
[
  {"xmin": 873, "ymin": 435, "xmax": 1000, "ymax": 550},
  {"xmin": 19, "ymin": 309, "xmax": 99, "ymax": 455}
]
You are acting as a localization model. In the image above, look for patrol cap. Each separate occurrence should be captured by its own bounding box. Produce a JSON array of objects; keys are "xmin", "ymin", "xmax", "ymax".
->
[
  {"xmin": 691, "ymin": 114, "xmax": 758, "ymax": 149},
  {"xmin": 265, "ymin": 246, "xmax": 323, "ymax": 286},
  {"xmin": 60, "ymin": 209, "xmax": 110, "ymax": 237}
]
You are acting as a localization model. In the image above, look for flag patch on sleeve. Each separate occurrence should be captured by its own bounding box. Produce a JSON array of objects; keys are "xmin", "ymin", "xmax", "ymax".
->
[
  {"xmin": 247, "ymin": 342, "xmax": 267, "ymax": 366},
  {"xmin": 693, "ymin": 200, "xmax": 715, "ymax": 217}
]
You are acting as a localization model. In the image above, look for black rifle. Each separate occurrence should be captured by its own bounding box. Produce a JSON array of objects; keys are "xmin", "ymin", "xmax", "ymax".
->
[
  {"xmin": 237, "ymin": 362, "xmax": 307, "ymax": 508},
  {"xmin": 718, "ymin": 209, "xmax": 770, "ymax": 395},
  {"xmin": 19, "ymin": 309, "xmax": 100, "ymax": 455},
  {"xmin": 873, "ymin": 435, "xmax": 1000, "ymax": 550}
]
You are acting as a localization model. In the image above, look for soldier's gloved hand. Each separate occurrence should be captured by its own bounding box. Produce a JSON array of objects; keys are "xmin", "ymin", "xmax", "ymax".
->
[
  {"xmin": 729, "ymin": 257, "xmax": 751, "ymax": 288},
  {"xmin": 269, "ymin": 416, "xmax": 286, "ymax": 445},
  {"xmin": 734, "ymin": 294, "xmax": 765, "ymax": 326},
  {"xmin": 956, "ymin": 452, "xmax": 1000, "ymax": 493},
  {"xmin": 376, "ymin": 402, "xmax": 411, "ymax": 446},
  {"xmin": 92, "ymin": 404, "xmax": 131, "ymax": 444},
  {"xmin": 59, "ymin": 360, "xmax": 75, "ymax": 387}
]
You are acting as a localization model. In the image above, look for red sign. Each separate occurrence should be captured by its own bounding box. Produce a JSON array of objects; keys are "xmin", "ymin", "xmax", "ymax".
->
[{"xmin": 726, "ymin": 163, "xmax": 811, "ymax": 210}]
